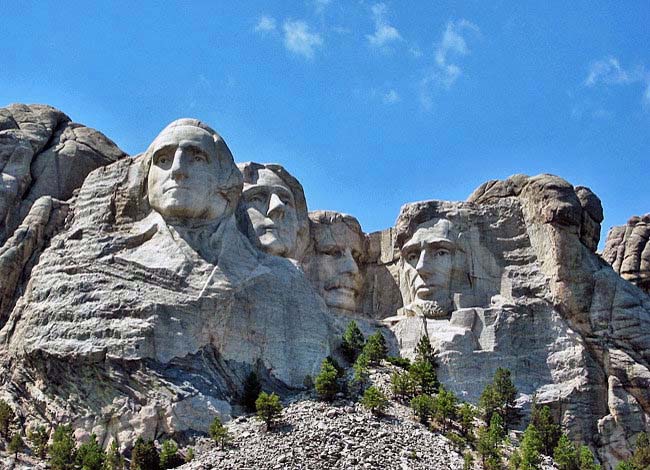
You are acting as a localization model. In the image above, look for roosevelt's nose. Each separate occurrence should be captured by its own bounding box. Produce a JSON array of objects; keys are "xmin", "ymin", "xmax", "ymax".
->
[
  {"xmin": 170, "ymin": 148, "xmax": 189, "ymax": 180},
  {"xmin": 267, "ymin": 193, "xmax": 286, "ymax": 219},
  {"xmin": 339, "ymin": 248, "xmax": 359, "ymax": 275}
]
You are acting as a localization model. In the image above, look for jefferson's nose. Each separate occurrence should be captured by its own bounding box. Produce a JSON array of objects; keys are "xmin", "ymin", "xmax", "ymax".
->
[
  {"xmin": 267, "ymin": 193, "xmax": 286, "ymax": 218},
  {"xmin": 340, "ymin": 248, "xmax": 359, "ymax": 275}
]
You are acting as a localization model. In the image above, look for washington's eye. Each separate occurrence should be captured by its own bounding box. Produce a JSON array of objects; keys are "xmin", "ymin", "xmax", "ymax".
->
[
  {"xmin": 155, "ymin": 154, "xmax": 170, "ymax": 165},
  {"xmin": 435, "ymin": 249, "xmax": 450, "ymax": 257}
]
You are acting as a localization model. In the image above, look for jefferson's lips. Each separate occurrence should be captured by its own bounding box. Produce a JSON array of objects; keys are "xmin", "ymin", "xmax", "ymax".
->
[{"xmin": 325, "ymin": 286, "xmax": 357, "ymax": 296}]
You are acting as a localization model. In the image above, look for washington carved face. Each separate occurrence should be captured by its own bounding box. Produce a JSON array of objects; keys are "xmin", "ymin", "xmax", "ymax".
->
[
  {"xmin": 306, "ymin": 214, "xmax": 364, "ymax": 313},
  {"xmin": 399, "ymin": 219, "xmax": 455, "ymax": 314},
  {"xmin": 147, "ymin": 125, "xmax": 227, "ymax": 221},
  {"xmin": 242, "ymin": 168, "xmax": 300, "ymax": 257}
]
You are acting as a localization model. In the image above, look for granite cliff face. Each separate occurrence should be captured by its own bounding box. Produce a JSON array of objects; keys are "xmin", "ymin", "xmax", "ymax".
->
[
  {"xmin": 0, "ymin": 105, "xmax": 649, "ymax": 467},
  {"xmin": 603, "ymin": 215, "xmax": 650, "ymax": 294}
]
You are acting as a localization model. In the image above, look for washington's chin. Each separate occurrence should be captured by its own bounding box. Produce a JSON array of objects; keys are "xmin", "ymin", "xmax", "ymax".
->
[{"xmin": 324, "ymin": 288, "xmax": 358, "ymax": 312}]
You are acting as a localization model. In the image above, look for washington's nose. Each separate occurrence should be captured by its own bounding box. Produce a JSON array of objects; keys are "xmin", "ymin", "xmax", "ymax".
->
[
  {"xmin": 340, "ymin": 248, "xmax": 359, "ymax": 274},
  {"xmin": 267, "ymin": 193, "xmax": 286, "ymax": 218},
  {"xmin": 170, "ymin": 149, "xmax": 188, "ymax": 180}
]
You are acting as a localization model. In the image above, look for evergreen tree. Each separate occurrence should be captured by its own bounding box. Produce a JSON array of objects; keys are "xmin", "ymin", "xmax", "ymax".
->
[
  {"xmin": 184, "ymin": 447, "xmax": 194, "ymax": 463},
  {"xmin": 493, "ymin": 368, "xmax": 519, "ymax": 429},
  {"xmin": 616, "ymin": 462, "xmax": 637, "ymax": 470},
  {"xmin": 103, "ymin": 440, "xmax": 124, "ymax": 470},
  {"xmin": 509, "ymin": 450, "xmax": 522, "ymax": 470},
  {"xmin": 409, "ymin": 359, "xmax": 438, "ymax": 395},
  {"xmin": 458, "ymin": 403, "xmax": 476, "ymax": 438},
  {"xmin": 463, "ymin": 452, "xmax": 475, "ymax": 470},
  {"xmin": 49, "ymin": 424, "xmax": 77, "ymax": 470},
  {"xmin": 131, "ymin": 437, "xmax": 159, "ymax": 470},
  {"xmin": 410, "ymin": 394, "xmax": 435, "ymax": 424},
  {"xmin": 241, "ymin": 371, "xmax": 262, "ymax": 412},
  {"xmin": 433, "ymin": 387, "xmax": 458, "ymax": 432},
  {"xmin": 415, "ymin": 334, "xmax": 438, "ymax": 368},
  {"xmin": 351, "ymin": 352, "xmax": 370, "ymax": 390},
  {"xmin": 27, "ymin": 425, "xmax": 49, "ymax": 459},
  {"xmin": 390, "ymin": 371, "xmax": 416, "ymax": 401},
  {"xmin": 363, "ymin": 331, "xmax": 388, "ymax": 365},
  {"xmin": 477, "ymin": 424, "xmax": 501, "ymax": 467},
  {"xmin": 341, "ymin": 321, "xmax": 365, "ymax": 362},
  {"xmin": 531, "ymin": 402, "xmax": 560, "ymax": 455},
  {"xmin": 361, "ymin": 386, "xmax": 389, "ymax": 416},
  {"xmin": 8, "ymin": 432, "xmax": 25, "ymax": 458},
  {"xmin": 479, "ymin": 383, "xmax": 500, "ymax": 424},
  {"xmin": 324, "ymin": 356, "xmax": 345, "ymax": 378},
  {"xmin": 520, "ymin": 424, "xmax": 543, "ymax": 470},
  {"xmin": 631, "ymin": 433, "xmax": 650, "ymax": 470},
  {"xmin": 159, "ymin": 440, "xmax": 183, "ymax": 469},
  {"xmin": 489, "ymin": 413, "xmax": 506, "ymax": 442},
  {"xmin": 554, "ymin": 434, "xmax": 578, "ymax": 470},
  {"xmin": 578, "ymin": 446, "xmax": 600, "ymax": 470},
  {"xmin": 0, "ymin": 399, "xmax": 15, "ymax": 438},
  {"xmin": 315, "ymin": 359, "xmax": 339, "ymax": 401},
  {"xmin": 76, "ymin": 433, "xmax": 105, "ymax": 470},
  {"xmin": 255, "ymin": 392, "xmax": 283, "ymax": 429},
  {"xmin": 209, "ymin": 415, "xmax": 232, "ymax": 449}
]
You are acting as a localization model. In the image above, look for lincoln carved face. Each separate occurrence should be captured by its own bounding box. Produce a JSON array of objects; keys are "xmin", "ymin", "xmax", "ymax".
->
[
  {"xmin": 305, "ymin": 212, "xmax": 364, "ymax": 313},
  {"xmin": 399, "ymin": 218, "xmax": 455, "ymax": 317},
  {"xmin": 147, "ymin": 123, "xmax": 229, "ymax": 221}
]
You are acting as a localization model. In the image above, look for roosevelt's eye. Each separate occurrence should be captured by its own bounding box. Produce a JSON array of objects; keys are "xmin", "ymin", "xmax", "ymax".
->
[
  {"xmin": 246, "ymin": 193, "xmax": 265, "ymax": 205},
  {"xmin": 323, "ymin": 247, "xmax": 343, "ymax": 257}
]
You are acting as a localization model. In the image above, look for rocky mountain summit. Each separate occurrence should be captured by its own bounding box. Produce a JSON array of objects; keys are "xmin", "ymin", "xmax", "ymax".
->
[
  {"xmin": 602, "ymin": 215, "xmax": 650, "ymax": 294},
  {"xmin": 0, "ymin": 104, "xmax": 649, "ymax": 469}
]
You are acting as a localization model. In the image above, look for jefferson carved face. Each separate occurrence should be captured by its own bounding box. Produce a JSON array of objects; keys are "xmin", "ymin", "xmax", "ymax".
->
[
  {"xmin": 147, "ymin": 125, "xmax": 227, "ymax": 221},
  {"xmin": 242, "ymin": 169, "xmax": 299, "ymax": 257},
  {"xmin": 399, "ymin": 218, "xmax": 455, "ymax": 316},
  {"xmin": 306, "ymin": 213, "xmax": 364, "ymax": 313}
]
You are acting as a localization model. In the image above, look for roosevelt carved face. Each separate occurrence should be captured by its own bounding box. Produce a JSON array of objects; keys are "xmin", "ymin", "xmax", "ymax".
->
[
  {"xmin": 306, "ymin": 214, "xmax": 364, "ymax": 313},
  {"xmin": 147, "ymin": 125, "xmax": 228, "ymax": 221},
  {"xmin": 399, "ymin": 218, "xmax": 455, "ymax": 317},
  {"xmin": 242, "ymin": 169, "xmax": 299, "ymax": 257}
]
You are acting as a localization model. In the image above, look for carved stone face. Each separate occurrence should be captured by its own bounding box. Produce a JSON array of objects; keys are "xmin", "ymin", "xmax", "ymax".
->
[
  {"xmin": 307, "ymin": 216, "xmax": 364, "ymax": 313},
  {"xmin": 147, "ymin": 125, "xmax": 227, "ymax": 221},
  {"xmin": 399, "ymin": 219, "xmax": 455, "ymax": 316},
  {"xmin": 242, "ymin": 169, "xmax": 299, "ymax": 257}
]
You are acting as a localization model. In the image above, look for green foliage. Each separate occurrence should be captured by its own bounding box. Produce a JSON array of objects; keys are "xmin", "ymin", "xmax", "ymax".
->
[
  {"xmin": 241, "ymin": 371, "xmax": 262, "ymax": 412},
  {"xmin": 458, "ymin": 403, "xmax": 476, "ymax": 438},
  {"xmin": 415, "ymin": 335, "xmax": 438, "ymax": 368},
  {"xmin": 255, "ymin": 392, "xmax": 283, "ymax": 429},
  {"xmin": 0, "ymin": 399, "xmax": 15, "ymax": 438},
  {"xmin": 209, "ymin": 415, "xmax": 231, "ymax": 449},
  {"xmin": 410, "ymin": 394, "xmax": 435, "ymax": 424},
  {"xmin": 159, "ymin": 440, "xmax": 183, "ymax": 469},
  {"xmin": 390, "ymin": 371, "xmax": 416, "ymax": 401},
  {"xmin": 616, "ymin": 462, "xmax": 637, "ymax": 470},
  {"xmin": 27, "ymin": 425, "xmax": 49, "ymax": 459},
  {"xmin": 361, "ymin": 386, "xmax": 389, "ymax": 415},
  {"xmin": 103, "ymin": 440, "xmax": 125, "ymax": 470},
  {"xmin": 489, "ymin": 413, "xmax": 506, "ymax": 442},
  {"xmin": 631, "ymin": 433, "xmax": 650, "ymax": 470},
  {"xmin": 408, "ymin": 359, "xmax": 438, "ymax": 395},
  {"xmin": 520, "ymin": 424, "xmax": 543, "ymax": 470},
  {"xmin": 315, "ymin": 359, "xmax": 339, "ymax": 401},
  {"xmin": 76, "ymin": 433, "xmax": 106, "ymax": 470},
  {"xmin": 509, "ymin": 450, "xmax": 522, "ymax": 470},
  {"xmin": 9, "ymin": 432, "xmax": 25, "ymax": 457},
  {"xmin": 341, "ymin": 320, "xmax": 365, "ymax": 362},
  {"xmin": 49, "ymin": 424, "xmax": 77, "ymax": 470},
  {"xmin": 362, "ymin": 331, "xmax": 388, "ymax": 365},
  {"xmin": 184, "ymin": 447, "xmax": 194, "ymax": 463},
  {"xmin": 386, "ymin": 356, "xmax": 412, "ymax": 370},
  {"xmin": 485, "ymin": 455, "xmax": 503, "ymax": 470},
  {"xmin": 479, "ymin": 368, "xmax": 519, "ymax": 429},
  {"xmin": 351, "ymin": 352, "xmax": 370, "ymax": 390},
  {"xmin": 433, "ymin": 387, "xmax": 458, "ymax": 432},
  {"xmin": 477, "ymin": 424, "xmax": 501, "ymax": 467},
  {"xmin": 531, "ymin": 401, "xmax": 561, "ymax": 455},
  {"xmin": 578, "ymin": 446, "xmax": 600, "ymax": 470},
  {"xmin": 131, "ymin": 437, "xmax": 160, "ymax": 470},
  {"xmin": 463, "ymin": 452, "xmax": 475, "ymax": 470},
  {"xmin": 446, "ymin": 431, "xmax": 467, "ymax": 452},
  {"xmin": 553, "ymin": 434, "xmax": 578, "ymax": 470}
]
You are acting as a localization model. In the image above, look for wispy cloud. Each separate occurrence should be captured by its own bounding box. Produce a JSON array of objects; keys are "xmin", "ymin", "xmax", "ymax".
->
[
  {"xmin": 383, "ymin": 89, "xmax": 400, "ymax": 104},
  {"xmin": 585, "ymin": 56, "xmax": 650, "ymax": 108},
  {"xmin": 366, "ymin": 3, "xmax": 402, "ymax": 49},
  {"xmin": 283, "ymin": 20, "xmax": 323, "ymax": 59},
  {"xmin": 312, "ymin": 0, "xmax": 332, "ymax": 14},
  {"xmin": 255, "ymin": 15, "xmax": 277, "ymax": 33}
]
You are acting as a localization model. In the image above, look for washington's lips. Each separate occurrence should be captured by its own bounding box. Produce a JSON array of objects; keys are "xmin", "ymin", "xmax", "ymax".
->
[{"xmin": 163, "ymin": 184, "xmax": 191, "ymax": 194}]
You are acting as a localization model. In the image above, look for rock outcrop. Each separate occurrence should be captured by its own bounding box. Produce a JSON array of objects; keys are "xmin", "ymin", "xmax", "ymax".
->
[{"xmin": 603, "ymin": 215, "xmax": 650, "ymax": 293}]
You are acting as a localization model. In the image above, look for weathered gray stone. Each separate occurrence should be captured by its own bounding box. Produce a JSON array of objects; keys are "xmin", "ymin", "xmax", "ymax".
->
[{"xmin": 602, "ymin": 214, "xmax": 650, "ymax": 293}]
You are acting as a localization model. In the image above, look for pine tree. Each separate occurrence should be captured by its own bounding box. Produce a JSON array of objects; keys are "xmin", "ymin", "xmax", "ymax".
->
[
  {"xmin": 341, "ymin": 321, "xmax": 365, "ymax": 362},
  {"xmin": 631, "ymin": 433, "xmax": 650, "ymax": 470},
  {"xmin": 131, "ymin": 437, "xmax": 159, "ymax": 470},
  {"xmin": 479, "ymin": 383, "xmax": 500, "ymax": 424},
  {"xmin": 531, "ymin": 401, "xmax": 560, "ymax": 455},
  {"xmin": 324, "ymin": 356, "xmax": 345, "ymax": 378},
  {"xmin": 458, "ymin": 403, "xmax": 476, "ymax": 438},
  {"xmin": 255, "ymin": 392, "xmax": 283, "ymax": 429},
  {"xmin": 391, "ymin": 371, "xmax": 416, "ymax": 401},
  {"xmin": 0, "ymin": 399, "xmax": 15, "ymax": 438},
  {"xmin": 408, "ymin": 359, "xmax": 438, "ymax": 395},
  {"xmin": 476, "ymin": 424, "xmax": 501, "ymax": 467},
  {"xmin": 578, "ymin": 446, "xmax": 600, "ymax": 470},
  {"xmin": 209, "ymin": 416, "xmax": 232, "ymax": 449},
  {"xmin": 520, "ymin": 424, "xmax": 543, "ymax": 470},
  {"xmin": 493, "ymin": 368, "xmax": 519, "ymax": 429},
  {"xmin": 361, "ymin": 386, "xmax": 389, "ymax": 416},
  {"xmin": 315, "ymin": 359, "xmax": 339, "ymax": 401},
  {"xmin": 433, "ymin": 387, "xmax": 458, "ymax": 432},
  {"xmin": 8, "ymin": 432, "xmax": 25, "ymax": 458},
  {"xmin": 49, "ymin": 424, "xmax": 77, "ymax": 470},
  {"xmin": 159, "ymin": 440, "xmax": 183, "ymax": 469},
  {"xmin": 553, "ymin": 434, "xmax": 578, "ymax": 470},
  {"xmin": 415, "ymin": 334, "xmax": 438, "ymax": 368},
  {"xmin": 27, "ymin": 425, "xmax": 49, "ymax": 459},
  {"xmin": 351, "ymin": 352, "xmax": 370, "ymax": 390},
  {"xmin": 489, "ymin": 413, "xmax": 506, "ymax": 442},
  {"xmin": 463, "ymin": 452, "xmax": 475, "ymax": 470},
  {"xmin": 241, "ymin": 371, "xmax": 262, "ymax": 412},
  {"xmin": 363, "ymin": 331, "xmax": 388, "ymax": 365},
  {"xmin": 410, "ymin": 394, "xmax": 435, "ymax": 424},
  {"xmin": 509, "ymin": 450, "xmax": 522, "ymax": 470},
  {"xmin": 184, "ymin": 447, "xmax": 194, "ymax": 463},
  {"xmin": 76, "ymin": 433, "xmax": 105, "ymax": 470},
  {"xmin": 103, "ymin": 440, "xmax": 124, "ymax": 470}
]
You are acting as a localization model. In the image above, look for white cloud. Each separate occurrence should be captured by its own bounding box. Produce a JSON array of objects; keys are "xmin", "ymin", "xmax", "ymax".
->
[
  {"xmin": 434, "ymin": 19, "xmax": 480, "ymax": 88},
  {"xmin": 283, "ymin": 20, "xmax": 323, "ymax": 59},
  {"xmin": 585, "ymin": 56, "xmax": 650, "ymax": 109},
  {"xmin": 366, "ymin": 3, "xmax": 402, "ymax": 48},
  {"xmin": 255, "ymin": 15, "xmax": 277, "ymax": 33},
  {"xmin": 382, "ymin": 89, "xmax": 400, "ymax": 104}
]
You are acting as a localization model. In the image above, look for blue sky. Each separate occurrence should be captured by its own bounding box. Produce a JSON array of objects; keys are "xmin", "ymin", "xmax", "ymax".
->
[{"xmin": 2, "ymin": 1, "xmax": 649, "ymax": 246}]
